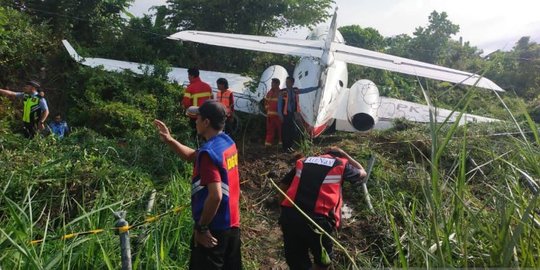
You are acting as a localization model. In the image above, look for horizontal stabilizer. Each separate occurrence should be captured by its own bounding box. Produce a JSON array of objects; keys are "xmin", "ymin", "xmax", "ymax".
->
[{"xmin": 62, "ymin": 39, "xmax": 156, "ymax": 76}]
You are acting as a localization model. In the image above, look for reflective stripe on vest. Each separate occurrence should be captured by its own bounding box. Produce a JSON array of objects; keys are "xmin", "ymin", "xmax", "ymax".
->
[
  {"xmin": 192, "ymin": 92, "xmax": 212, "ymax": 106},
  {"xmin": 191, "ymin": 133, "xmax": 240, "ymax": 230},
  {"xmin": 185, "ymin": 78, "xmax": 212, "ymax": 107},
  {"xmin": 23, "ymin": 95, "xmax": 41, "ymax": 123},
  {"xmin": 281, "ymin": 155, "xmax": 348, "ymax": 227},
  {"xmin": 294, "ymin": 168, "xmax": 342, "ymax": 184},
  {"xmin": 192, "ymin": 179, "xmax": 230, "ymax": 197}
]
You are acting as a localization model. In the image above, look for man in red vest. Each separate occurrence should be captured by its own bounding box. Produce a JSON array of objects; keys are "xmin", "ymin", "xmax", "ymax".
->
[
  {"xmin": 278, "ymin": 147, "xmax": 366, "ymax": 270},
  {"xmin": 215, "ymin": 78, "xmax": 235, "ymax": 135},
  {"xmin": 183, "ymin": 68, "xmax": 212, "ymax": 132},
  {"xmin": 264, "ymin": 78, "xmax": 282, "ymax": 146},
  {"xmin": 155, "ymin": 100, "xmax": 242, "ymax": 269}
]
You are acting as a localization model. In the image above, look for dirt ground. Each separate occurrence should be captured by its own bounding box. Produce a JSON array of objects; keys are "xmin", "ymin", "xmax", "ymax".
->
[{"xmin": 237, "ymin": 138, "xmax": 388, "ymax": 269}]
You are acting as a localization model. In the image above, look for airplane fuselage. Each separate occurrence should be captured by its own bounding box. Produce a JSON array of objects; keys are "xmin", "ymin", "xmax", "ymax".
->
[{"xmin": 294, "ymin": 27, "xmax": 348, "ymax": 137}]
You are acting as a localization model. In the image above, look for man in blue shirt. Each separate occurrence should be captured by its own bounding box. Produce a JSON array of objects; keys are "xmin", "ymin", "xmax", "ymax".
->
[
  {"xmin": 0, "ymin": 80, "xmax": 49, "ymax": 138},
  {"xmin": 277, "ymin": 77, "xmax": 318, "ymax": 152},
  {"xmin": 48, "ymin": 113, "xmax": 69, "ymax": 138}
]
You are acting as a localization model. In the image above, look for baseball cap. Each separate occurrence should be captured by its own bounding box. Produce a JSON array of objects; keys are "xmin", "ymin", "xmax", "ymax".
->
[
  {"xmin": 26, "ymin": 80, "xmax": 41, "ymax": 88},
  {"xmin": 186, "ymin": 100, "xmax": 227, "ymax": 129}
]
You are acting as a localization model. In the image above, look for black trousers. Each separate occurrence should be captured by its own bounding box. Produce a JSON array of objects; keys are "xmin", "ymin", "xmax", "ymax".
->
[
  {"xmin": 189, "ymin": 227, "xmax": 242, "ymax": 270},
  {"xmin": 224, "ymin": 117, "xmax": 234, "ymax": 138},
  {"xmin": 23, "ymin": 122, "xmax": 38, "ymax": 138},
  {"xmin": 279, "ymin": 207, "xmax": 334, "ymax": 270},
  {"xmin": 281, "ymin": 113, "xmax": 300, "ymax": 151}
]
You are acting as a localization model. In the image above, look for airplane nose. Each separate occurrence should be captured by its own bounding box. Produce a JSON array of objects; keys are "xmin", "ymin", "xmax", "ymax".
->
[{"xmin": 351, "ymin": 113, "xmax": 375, "ymax": 131}]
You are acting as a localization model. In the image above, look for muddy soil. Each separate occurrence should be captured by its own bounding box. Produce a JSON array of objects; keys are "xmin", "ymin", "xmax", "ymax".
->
[{"xmin": 237, "ymin": 139, "xmax": 388, "ymax": 269}]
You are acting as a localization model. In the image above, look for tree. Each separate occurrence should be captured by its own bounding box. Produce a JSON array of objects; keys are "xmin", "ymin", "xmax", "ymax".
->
[
  {"xmin": 3, "ymin": 0, "xmax": 133, "ymax": 46},
  {"xmin": 385, "ymin": 34, "xmax": 413, "ymax": 58},
  {"xmin": 98, "ymin": 6, "xmax": 186, "ymax": 64},
  {"xmin": 166, "ymin": 0, "xmax": 332, "ymax": 35},
  {"xmin": 339, "ymin": 25, "xmax": 385, "ymax": 51},
  {"xmin": 483, "ymin": 37, "xmax": 540, "ymax": 98},
  {"xmin": 409, "ymin": 11, "xmax": 459, "ymax": 64},
  {"xmin": 0, "ymin": 6, "xmax": 52, "ymax": 86},
  {"xmin": 512, "ymin": 37, "xmax": 540, "ymax": 97},
  {"xmin": 164, "ymin": 0, "xmax": 333, "ymax": 72}
]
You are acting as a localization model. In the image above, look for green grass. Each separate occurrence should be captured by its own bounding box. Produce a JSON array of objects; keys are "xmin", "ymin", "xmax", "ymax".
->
[
  {"xmin": 0, "ymin": 129, "xmax": 194, "ymax": 269},
  {"xmin": 1, "ymin": 97, "xmax": 540, "ymax": 268},
  {"xmin": 361, "ymin": 87, "xmax": 540, "ymax": 268}
]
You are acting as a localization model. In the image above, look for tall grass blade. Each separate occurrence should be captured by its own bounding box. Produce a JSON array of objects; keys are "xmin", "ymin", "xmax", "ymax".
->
[
  {"xmin": 0, "ymin": 228, "xmax": 41, "ymax": 269},
  {"xmin": 503, "ymin": 193, "xmax": 539, "ymax": 265}
]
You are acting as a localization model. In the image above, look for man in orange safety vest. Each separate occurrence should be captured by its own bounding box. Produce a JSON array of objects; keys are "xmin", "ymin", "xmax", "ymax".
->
[
  {"xmin": 264, "ymin": 78, "xmax": 282, "ymax": 146},
  {"xmin": 216, "ymin": 78, "xmax": 235, "ymax": 135}
]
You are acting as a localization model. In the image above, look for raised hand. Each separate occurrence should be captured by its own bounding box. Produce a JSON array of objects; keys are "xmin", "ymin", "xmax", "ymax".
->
[{"xmin": 153, "ymin": 119, "xmax": 172, "ymax": 142}]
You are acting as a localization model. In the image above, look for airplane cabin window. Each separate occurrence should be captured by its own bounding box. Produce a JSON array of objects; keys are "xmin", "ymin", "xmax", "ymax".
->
[{"xmin": 339, "ymin": 80, "xmax": 344, "ymax": 87}]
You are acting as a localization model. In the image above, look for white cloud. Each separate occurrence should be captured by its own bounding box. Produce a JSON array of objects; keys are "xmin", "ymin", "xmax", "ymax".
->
[
  {"xmin": 129, "ymin": 0, "xmax": 167, "ymax": 17},
  {"xmin": 334, "ymin": 0, "xmax": 540, "ymax": 51}
]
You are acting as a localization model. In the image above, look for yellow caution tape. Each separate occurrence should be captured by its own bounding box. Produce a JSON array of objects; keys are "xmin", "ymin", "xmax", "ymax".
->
[
  {"xmin": 61, "ymin": 233, "xmax": 76, "ymax": 240},
  {"xmin": 117, "ymin": 225, "xmax": 131, "ymax": 234},
  {"xmin": 145, "ymin": 216, "xmax": 158, "ymax": 223},
  {"xmin": 30, "ymin": 239, "xmax": 44, "ymax": 244},
  {"xmin": 30, "ymin": 205, "xmax": 187, "ymax": 245}
]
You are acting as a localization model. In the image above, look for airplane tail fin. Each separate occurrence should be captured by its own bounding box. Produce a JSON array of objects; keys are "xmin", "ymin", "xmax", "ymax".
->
[
  {"xmin": 61, "ymin": 40, "xmax": 83, "ymax": 62},
  {"xmin": 324, "ymin": 8, "xmax": 338, "ymax": 50}
]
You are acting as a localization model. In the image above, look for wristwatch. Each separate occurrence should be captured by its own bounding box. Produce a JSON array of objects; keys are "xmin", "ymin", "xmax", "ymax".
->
[{"xmin": 194, "ymin": 223, "xmax": 209, "ymax": 233}]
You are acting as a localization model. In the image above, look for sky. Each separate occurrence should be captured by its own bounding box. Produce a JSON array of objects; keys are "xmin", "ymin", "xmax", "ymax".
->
[{"xmin": 129, "ymin": 0, "xmax": 540, "ymax": 53}]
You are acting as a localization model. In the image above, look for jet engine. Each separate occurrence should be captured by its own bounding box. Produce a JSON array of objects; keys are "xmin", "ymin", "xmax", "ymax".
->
[
  {"xmin": 256, "ymin": 65, "xmax": 288, "ymax": 114},
  {"xmin": 347, "ymin": 79, "xmax": 380, "ymax": 131}
]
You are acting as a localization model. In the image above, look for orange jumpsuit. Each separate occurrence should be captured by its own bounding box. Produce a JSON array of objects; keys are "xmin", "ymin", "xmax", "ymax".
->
[
  {"xmin": 182, "ymin": 76, "xmax": 212, "ymax": 119},
  {"xmin": 265, "ymin": 87, "xmax": 282, "ymax": 145}
]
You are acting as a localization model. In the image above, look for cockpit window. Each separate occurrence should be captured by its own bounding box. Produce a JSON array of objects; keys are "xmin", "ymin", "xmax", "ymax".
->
[
  {"xmin": 305, "ymin": 71, "xmax": 309, "ymax": 77},
  {"xmin": 339, "ymin": 80, "xmax": 344, "ymax": 87}
]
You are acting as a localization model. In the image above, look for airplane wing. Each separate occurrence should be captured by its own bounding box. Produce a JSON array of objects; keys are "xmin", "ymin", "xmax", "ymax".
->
[
  {"xmin": 333, "ymin": 43, "xmax": 504, "ymax": 92},
  {"xmin": 334, "ymin": 92, "xmax": 499, "ymax": 132},
  {"xmin": 62, "ymin": 40, "xmax": 262, "ymax": 114},
  {"xmin": 63, "ymin": 40, "xmax": 160, "ymax": 77},
  {"xmin": 168, "ymin": 32, "xmax": 504, "ymax": 92},
  {"xmin": 168, "ymin": 31, "xmax": 324, "ymax": 58}
]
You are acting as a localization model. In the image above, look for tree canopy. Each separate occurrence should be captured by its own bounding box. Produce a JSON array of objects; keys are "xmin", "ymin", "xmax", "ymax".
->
[
  {"xmin": 1, "ymin": 2, "xmax": 539, "ymax": 121},
  {"xmin": 165, "ymin": 0, "xmax": 332, "ymax": 35}
]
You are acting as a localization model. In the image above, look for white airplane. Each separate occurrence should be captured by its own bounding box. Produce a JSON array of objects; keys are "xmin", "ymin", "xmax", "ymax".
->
[{"xmin": 62, "ymin": 9, "xmax": 503, "ymax": 137}]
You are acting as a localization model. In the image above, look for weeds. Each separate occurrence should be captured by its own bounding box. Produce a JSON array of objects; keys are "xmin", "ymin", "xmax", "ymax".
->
[{"xmin": 1, "ymin": 95, "xmax": 540, "ymax": 268}]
